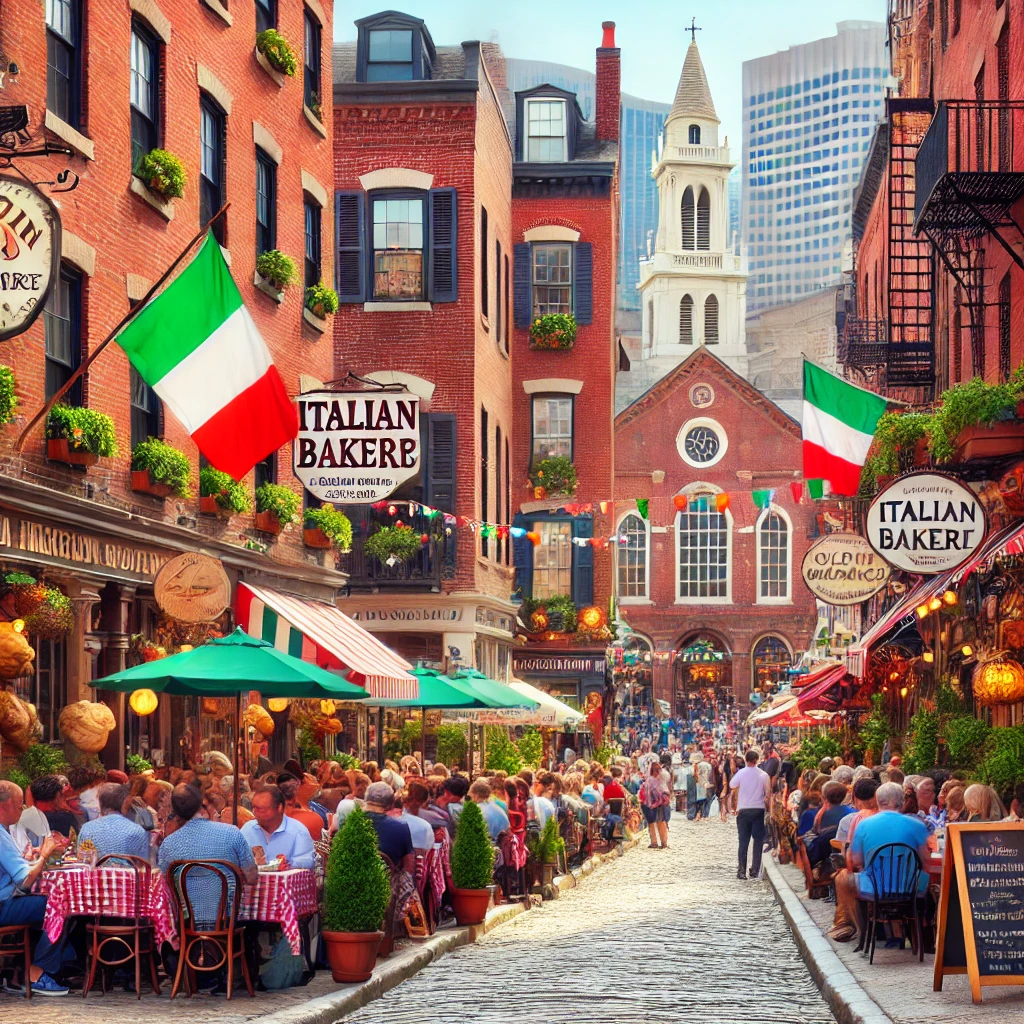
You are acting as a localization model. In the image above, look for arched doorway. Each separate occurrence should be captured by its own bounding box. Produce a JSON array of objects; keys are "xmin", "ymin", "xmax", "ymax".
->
[
  {"xmin": 751, "ymin": 634, "xmax": 793, "ymax": 700},
  {"xmin": 674, "ymin": 632, "xmax": 732, "ymax": 717}
]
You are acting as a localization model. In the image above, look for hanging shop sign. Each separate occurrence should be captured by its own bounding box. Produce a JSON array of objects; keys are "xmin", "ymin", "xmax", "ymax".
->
[
  {"xmin": 293, "ymin": 390, "xmax": 421, "ymax": 504},
  {"xmin": 512, "ymin": 652, "xmax": 606, "ymax": 676},
  {"xmin": 154, "ymin": 552, "xmax": 231, "ymax": 623},
  {"xmin": 801, "ymin": 532, "xmax": 891, "ymax": 606},
  {"xmin": 0, "ymin": 175, "xmax": 61, "ymax": 342},
  {"xmin": 865, "ymin": 472, "xmax": 986, "ymax": 574}
]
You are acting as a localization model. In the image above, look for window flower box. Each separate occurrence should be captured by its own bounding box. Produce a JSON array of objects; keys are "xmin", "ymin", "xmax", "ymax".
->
[
  {"xmin": 954, "ymin": 422, "xmax": 1024, "ymax": 462},
  {"xmin": 199, "ymin": 466, "xmax": 251, "ymax": 519},
  {"xmin": 528, "ymin": 456, "xmax": 578, "ymax": 498},
  {"xmin": 304, "ymin": 505, "xmax": 353, "ymax": 551},
  {"xmin": 131, "ymin": 470, "xmax": 173, "ymax": 499},
  {"xmin": 46, "ymin": 405, "xmax": 118, "ymax": 467},
  {"xmin": 131, "ymin": 437, "xmax": 192, "ymax": 499},
  {"xmin": 254, "ymin": 483, "xmax": 299, "ymax": 537},
  {"xmin": 529, "ymin": 313, "xmax": 577, "ymax": 351},
  {"xmin": 303, "ymin": 526, "xmax": 333, "ymax": 548},
  {"xmin": 255, "ymin": 510, "xmax": 282, "ymax": 535},
  {"xmin": 47, "ymin": 437, "xmax": 98, "ymax": 468}
]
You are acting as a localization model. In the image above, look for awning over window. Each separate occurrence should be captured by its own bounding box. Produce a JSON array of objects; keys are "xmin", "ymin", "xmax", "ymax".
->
[
  {"xmin": 236, "ymin": 583, "xmax": 418, "ymax": 701},
  {"xmin": 795, "ymin": 664, "xmax": 850, "ymax": 712}
]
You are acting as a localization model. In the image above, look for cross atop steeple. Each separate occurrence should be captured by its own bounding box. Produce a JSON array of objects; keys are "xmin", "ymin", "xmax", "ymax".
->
[{"xmin": 687, "ymin": 17, "xmax": 701, "ymax": 45}]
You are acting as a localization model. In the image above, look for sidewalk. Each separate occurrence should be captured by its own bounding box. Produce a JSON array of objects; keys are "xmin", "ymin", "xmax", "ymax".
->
[{"xmin": 765, "ymin": 854, "xmax": 1024, "ymax": 1024}]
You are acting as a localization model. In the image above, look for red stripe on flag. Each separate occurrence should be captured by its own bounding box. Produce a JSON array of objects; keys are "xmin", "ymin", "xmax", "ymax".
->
[
  {"xmin": 802, "ymin": 439, "xmax": 863, "ymax": 496},
  {"xmin": 191, "ymin": 367, "xmax": 297, "ymax": 481}
]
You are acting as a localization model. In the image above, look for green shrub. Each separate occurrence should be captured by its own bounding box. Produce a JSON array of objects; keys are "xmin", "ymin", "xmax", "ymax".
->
[
  {"xmin": 199, "ymin": 466, "xmax": 251, "ymax": 514},
  {"xmin": 0, "ymin": 365, "xmax": 16, "ymax": 425},
  {"xmin": 364, "ymin": 524, "xmax": 421, "ymax": 563},
  {"xmin": 927, "ymin": 373, "xmax": 1024, "ymax": 462},
  {"xmin": 484, "ymin": 726, "xmax": 522, "ymax": 774},
  {"xmin": 0, "ymin": 766, "xmax": 30, "ymax": 792},
  {"xmin": 17, "ymin": 743, "xmax": 67, "ymax": 781},
  {"xmin": 323, "ymin": 806, "xmax": 391, "ymax": 933},
  {"xmin": 304, "ymin": 505, "xmax": 353, "ymax": 550},
  {"xmin": 529, "ymin": 456, "xmax": 577, "ymax": 496},
  {"xmin": 859, "ymin": 411, "xmax": 930, "ymax": 493},
  {"xmin": 47, "ymin": 404, "xmax": 119, "ymax": 458},
  {"xmin": 903, "ymin": 707, "xmax": 939, "ymax": 774},
  {"xmin": 528, "ymin": 815, "xmax": 564, "ymax": 863},
  {"xmin": 592, "ymin": 744, "xmax": 615, "ymax": 768},
  {"xmin": 398, "ymin": 717, "xmax": 425, "ymax": 755},
  {"xmin": 330, "ymin": 753, "xmax": 360, "ymax": 771},
  {"xmin": 529, "ymin": 313, "xmax": 577, "ymax": 351},
  {"xmin": 255, "ymin": 249, "xmax": 298, "ymax": 290},
  {"xmin": 255, "ymin": 483, "xmax": 300, "ymax": 526},
  {"xmin": 792, "ymin": 733, "xmax": 843, "ymax": 772},
  {"xmin": 131, "ymin": 437, "xmax": 191, "ymax": 498},
  {"xmin": 516, "ymin": 726, "xmax": 543, "ymax": 767},
  {"xmin": 305, "ymin": 282, "xmax": 339, "ymax": 316},
  {"xmin": 977, "ymin": 726, "xmax": 1024, "ymax": 794},
  {"xmin": 125, "ymin": 753, "xmax": 152, "ymax": 775},
  {"xmin": 297, "ymin": 728, "xmax": 324, "ymax": 766},
  {"xmin": 944, "ymin": 715, "xmax": 990, "ymax": 772},
  {"xmin": 256, "ymin": 28, "xmax": 298, "ymax": 75},
  {"xmin": 136, "ymin": 148, "xmax": 186, "ymax": 199},
  {"xmin": 450, "ymin": 799, "xmax": 494, "ymax": 889},
  {"xmin": 858, "ymin": 693, "xmax": 892, "ymax": 763},
  {"xmin": 436, "ymin": 724, "xmax": 467, "ymax": 767}
]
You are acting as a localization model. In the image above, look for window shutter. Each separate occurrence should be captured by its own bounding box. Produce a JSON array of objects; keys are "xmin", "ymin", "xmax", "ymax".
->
[
  {"xmin": 697, "ymin": 188, "xmax": 711, "ymax": 251},
  {"xmin": 426, "ymin": 413, "xmax": 456, "ymax": 513},
  {"xmin": 680, "ymin": 295, "xmax": 694, "ymax": 344},
  {"xmin": 335, "ymin": 191, "xmax": 365, "ymax": 303},
  {"xmin": 574, "ymin": 242, "xmax": 593, "ymax": 325},
  {"xmin": 514, "ymin": 243, "xmax": 532, "ymax": 328},
  {"xmin": 704, "ymin": 294, "xmax": 719, "ymax": 343},
  {"xmin": 512, "ymin": 512, "xmax": 533, "ymax": 599},
  {"xmin": 571, "ymin": 516, "xmax": 594, "ymax": 606},
  {"xmin": 681, "ymin": 186, "xmax": 695, "ymax": 250},
  {"xmin": 429, "ymin": 187, "xmax": 458, "ymax": 302}
]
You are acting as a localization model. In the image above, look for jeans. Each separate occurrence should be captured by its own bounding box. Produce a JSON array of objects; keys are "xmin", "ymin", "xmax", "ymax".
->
[
  {"xmin": 737, "ymin": 808, "xmax": 766, "ymax": 878},
  {"xmin": 0, "ymin": 893, "xmax": 70, "ymax": 975}
]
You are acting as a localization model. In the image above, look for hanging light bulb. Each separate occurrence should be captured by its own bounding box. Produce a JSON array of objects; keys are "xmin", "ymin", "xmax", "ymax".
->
[
  {"xmin": 267, "ymin": 698, "xmax": 289, "ymax": 712},
  {"xmin": 916, "ymin": 604, "xmax": 929, "ymax": 619},
  {"xmin": 943, "ymin": 590, "xmax": 957, "ymax": 605},
  {"xmin": 320, "ymin": 699, "xmax": 336, "ymax": 716},
  {"xmin": 923, "ymin": 651, "xmax": 934, "ymax": 663},
  {"xmin": 900, "ymin": 686, "xmax": 909, "ymax": 699},
  {"xmin": 928, "ymin": 597, "xmax": 942, "ymax": 612},
  {"xmin": 962, "ymin": 644, "xmax": 973, "ymax": 657},
  {"xmin": 11, "ymin": 619, "xmax": 24, "ymax": 633}
]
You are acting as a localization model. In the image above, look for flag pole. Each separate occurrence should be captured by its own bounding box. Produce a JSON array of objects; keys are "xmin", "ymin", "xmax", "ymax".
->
[{"xmin": 15, "ymin": 203, "xmax": 231, "ymax": 452}]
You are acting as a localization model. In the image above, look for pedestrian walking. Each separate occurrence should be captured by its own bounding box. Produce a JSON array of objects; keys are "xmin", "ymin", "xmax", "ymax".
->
[
  {"xmin": 730, "ymin": 748, "xmax": 771, "ymax": 879},
  {"xmin": 639, "ymin": 761, "xmax": 671, "ymax": 850}
]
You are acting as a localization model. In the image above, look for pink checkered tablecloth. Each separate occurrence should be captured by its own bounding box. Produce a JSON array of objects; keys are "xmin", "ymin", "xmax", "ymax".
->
[{"xmin": 239, "ymin": 868, "xmax": 317, "ymax": 954}]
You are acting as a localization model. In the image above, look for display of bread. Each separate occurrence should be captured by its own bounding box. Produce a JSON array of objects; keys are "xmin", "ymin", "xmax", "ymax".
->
[
  {"xmin": 58, "ymin": 700, "xmax": 116, "ymax": 753},
  {"xmin": 0, "ymin": 689, "xmax": 40, "ymax": 752},
  {"xmin": 243, "ymin": 702, "xmax": 275, "ymax": 737},
  {"xmin": 0, "ymin": 621, "xmax": 35, "ymax": 680}
]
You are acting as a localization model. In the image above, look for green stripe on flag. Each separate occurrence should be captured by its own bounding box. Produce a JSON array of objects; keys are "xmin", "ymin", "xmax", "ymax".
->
[
  {"xmin": 804, "ymin": 360, "xmax": 887, "ymax": 435},
  {"xmin": 261, "ymin": 604, "xmax": 277, "ymax": 645},
  {"xmin": 288, "ymin": 628, "xmax": 304, "ymax": 660},
  {"xmin": 116, "ymin": 234, "xmax": 243, "ymax": 386}
]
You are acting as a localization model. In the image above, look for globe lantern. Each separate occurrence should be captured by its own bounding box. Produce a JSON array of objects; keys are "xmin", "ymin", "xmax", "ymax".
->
[
  {"xmin": 129, "ymin": 689, "xmax": 159, "ymax": 716},
  {"xmin": 973, "ymin": 658, "xmax": 1024, "ymax": 706},
  {"xmin": 267, "ymin": 697, "xmax": 289, "ymax": 713}
]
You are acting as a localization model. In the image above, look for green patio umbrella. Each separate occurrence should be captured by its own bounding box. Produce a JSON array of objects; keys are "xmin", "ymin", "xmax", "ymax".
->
[
  {"xmin": 454, "ymin": 667, "xmax": 539, "ymax": 709},
  {"xmin": 367, "ymin": 667, "xmax": 501, "ymax": 710}
]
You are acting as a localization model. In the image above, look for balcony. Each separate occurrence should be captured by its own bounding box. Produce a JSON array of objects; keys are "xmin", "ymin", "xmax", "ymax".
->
[
  {"xmin": 838, "ymin": 317, "xmax": 888, "ymax": 368},
  {"xmin": 667, "ymin": 144, "xmax": 732, "ymax": 165},
  {"xmin": 638, "ymin": 249, "xmax": 746, "ymax": 286},
  {"xmin": 838, "ymin": 317, "xmax": 934, "ymax": 389},
  {"xmin": 339, "ymin": 505, "xmax": 455, "ymax": 591}
]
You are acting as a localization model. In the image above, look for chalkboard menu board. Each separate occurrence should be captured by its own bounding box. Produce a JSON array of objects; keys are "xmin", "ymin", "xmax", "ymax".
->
[{"xmin": 934, "ymin": 822, "xmax": 1024, "ymax": 1003}]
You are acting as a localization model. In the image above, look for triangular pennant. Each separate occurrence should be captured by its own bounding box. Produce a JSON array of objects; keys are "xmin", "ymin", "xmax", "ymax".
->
[
  {"xmin": 790, "ymin": 481, "xmax": 804, "ymax": 504},
  {"xmin": 636, "ymin": 498, "xmax": 650, "ymax": 520}
]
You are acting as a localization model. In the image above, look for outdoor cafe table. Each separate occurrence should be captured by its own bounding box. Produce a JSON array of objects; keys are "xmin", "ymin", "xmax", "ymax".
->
[{"xmin": 39, "ymin": 865, "xmax": 317, "ymax": 955}]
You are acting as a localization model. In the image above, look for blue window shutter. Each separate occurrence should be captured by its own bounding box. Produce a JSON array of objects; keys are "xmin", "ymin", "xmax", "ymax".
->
[
  {"xmin": 429, "ymin": 188, "xmax": 458, "ymax": 302},
  {"xmin": 514, "ymin": 243, "xmax": 531, "ymax": 328},
  {"xmin": 426, "ymin": 413, "xmax": 456, "ymax": 513},
  {"xmin": 335, "ymin": 191, "xmax": 365, "ymax": 303},
  {"xmin": 512, "ymin": 512, "xmax": 533, "ymax": 600},
  {"xmin": 571, "ymin": 516, "xmax": 594, "ymax": 606},
  {"xmin": 574, "ymin": 242, "xmax": 593, "ymax": 325}
]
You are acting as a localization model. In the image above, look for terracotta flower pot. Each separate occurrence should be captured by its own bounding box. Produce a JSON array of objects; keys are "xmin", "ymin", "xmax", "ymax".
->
[
  {"xmin": 450, "ymin": 886, "xmax": 491, "ymax": 926},
  {"xmin": 254, "ymin": 510, "xmax": 282, "ymax": 535},
  {"xmin": 47, "ymin": 436, "xmax": 98, "ymax": 467},
  {"xmin": 954, "ymin": 422, "xmax": 1024, "ymax": 462},
  {"xmin": 200, "ymin": 495, "xmax": 231, "ymax": 518},
  {"xmin": 321, "ymin": 930, "xmax": 383, "ymax": 984},
  {"xmin": 304, "ymin": 526, "xmax": 333, "ymax": 549},
  {"xmin": 131, "ymin": 469, "xmax": 172, "ymax": 498}
]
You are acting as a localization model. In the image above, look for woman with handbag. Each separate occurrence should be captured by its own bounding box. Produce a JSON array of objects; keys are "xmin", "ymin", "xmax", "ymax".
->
[{"xmin": 639, "ymin": 761, "xmax": 672, "ymax": 850}]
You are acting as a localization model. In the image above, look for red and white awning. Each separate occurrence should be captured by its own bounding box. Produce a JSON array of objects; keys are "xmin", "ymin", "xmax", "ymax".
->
[{"xmin": 236, "ymin": 583, "xmax": 417, "ymax": 700}]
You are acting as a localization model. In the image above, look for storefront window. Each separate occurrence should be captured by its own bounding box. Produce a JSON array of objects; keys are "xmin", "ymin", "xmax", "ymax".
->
[
  {"xmin": 14, "ymin": 636, "xmax": 67, "ymax": 743},
  {"xmin": 533, "ymin": 520, "xmax": 572, "ymax": 598},
  {"xmin": 752, "ymin": 635, "xmax": 791, "ymax": 696}
]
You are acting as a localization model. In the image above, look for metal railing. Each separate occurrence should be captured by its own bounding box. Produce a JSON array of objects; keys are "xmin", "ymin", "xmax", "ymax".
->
[{"xmin": 838, "ymin": 317, "xmax": 888, "ymax": 366}]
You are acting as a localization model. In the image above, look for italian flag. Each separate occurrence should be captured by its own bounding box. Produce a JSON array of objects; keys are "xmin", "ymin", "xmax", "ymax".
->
[
  {"xmin": 802, "ymin": 359, "xmax": 887, "ymax": 496},
  {"xmin": 116, "ymin": 234, "xmax": 297, "ymax": 479}
]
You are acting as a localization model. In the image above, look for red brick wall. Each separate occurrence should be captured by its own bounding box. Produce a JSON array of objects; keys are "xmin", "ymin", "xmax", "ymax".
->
[
  {"xmin": 0, "ymin": 0, "xmax": 334, "ymax": 568},
  {"xmin": 595, "ymin": 38, "xmax": 621, "ymax": 143},
  {"xmin": 613, "ymin": 352, "xmax": 817, "ymax": 706}
]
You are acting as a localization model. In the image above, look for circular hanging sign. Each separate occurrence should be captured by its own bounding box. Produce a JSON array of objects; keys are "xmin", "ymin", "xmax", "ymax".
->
[
  {"xmin": 865, "ymin": 472, "xmax": 986, "ymax": 574},
  {"xmin": 154, "ymin": 552, "xmax": 231, "ymax": 623},
  {"xmin": 801, "ymin": 532, "xmax": 892, "ymax": 606}
]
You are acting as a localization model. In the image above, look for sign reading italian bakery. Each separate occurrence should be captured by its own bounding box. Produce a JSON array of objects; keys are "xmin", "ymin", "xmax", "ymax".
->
[
  {"xmin": 0, "ymin": 176, "xmax": 61, "ymax": 342},
  {"xmin": 866, "ymin": 472, "xmax": 986, "ymax": 574},
  {"xmin": 154, "ymin": 552, "xmax": 231, "ymax": 623},
  {"xmin": 293, "ymin": 390, "xmax": 421, "ymax": 504},
  {"xmin": 801, "ymin": 532, "xmax": 891, "ymax": 605}
]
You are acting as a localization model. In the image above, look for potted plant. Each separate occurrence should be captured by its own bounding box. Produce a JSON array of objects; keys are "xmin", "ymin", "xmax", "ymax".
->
[
  {"xmin": 528, "ymin": 456, "xmax": 578, "ymax": 499},
  {"xmin": 255, "ymin": 28, "xmax": 298, "ymax": 76},
  {"xmin": 46, "ymin": 405, "xmax": 119, "ymax": 467},
  {"xmin": 449, "ymin": 799, "xmax": 494, "ymax": 925},
  {"xmin": 927, "ymin": 372, "xmax": 1024, "ymax": 462},
  {"xmin": 0, "ymin": 365, "xmax": 16, "ymax": 426},
  {"xmin": 135, "ymin": 149, "xmax": 186, "ymax": 199},
  {"xmin": 130, "ymin": 437, "xmax": 191, "ymax": 499},
  {"xmin": 529, "ymin": 313, "xmax": 577, "ymax": 351},
  {"xmin": 321, "ymin": 806, "xmax": 391, "ymax": 983},
  {"xmin": 199, "ymin": 466, "xmax": 252, "ymax": 518},
  {"xmin": 255, "ymin": 249, "xmax": 298, "ymax": 293},
  {"xmin": 527, "ymin": 816, "xmax": 564, "ymax": 892},
  {"xmin": 23, "ymin": 585, "xmax": 74, "ymax": 638},
  {"xmin": 364, "ymin": 525, "xmax": 423, "ymax": 565},
  {"xmin": 303, "ymin": 504, "xmax": 353, "ymax": 550},
  {"xmin": 255, "ymin": 483, "xmax": 300, "ymax": 535},
  {"xmin": 308, "ymin": 91, "xmax": 323, "ymax": 121},
  {"xmin": 305, "ymin": 282, "xmax": 339, "ymax": 320}
]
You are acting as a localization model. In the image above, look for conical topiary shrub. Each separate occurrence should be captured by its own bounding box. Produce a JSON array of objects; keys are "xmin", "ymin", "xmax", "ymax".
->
[{"xmin": 449, "ymin": 799, "xmax": 495, "ymax": 925}]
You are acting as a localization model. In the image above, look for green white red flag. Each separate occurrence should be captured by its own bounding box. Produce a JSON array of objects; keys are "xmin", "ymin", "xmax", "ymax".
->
[
  {"xmin": 115, "ymin": 234, "xmax": 297, "ymax": 479},
  {"xmin": 802, "ymin": 359, "xmax": 887, "ymax": 496}
]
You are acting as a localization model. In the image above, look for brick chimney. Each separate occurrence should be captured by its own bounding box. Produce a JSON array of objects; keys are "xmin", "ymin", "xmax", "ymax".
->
[{"xmin": 595, "ymin": 21, "xmax": 620, "ymax": 143}]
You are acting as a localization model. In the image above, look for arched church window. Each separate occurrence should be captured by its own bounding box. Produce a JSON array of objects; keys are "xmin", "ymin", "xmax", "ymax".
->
[
  {"xmin": 697, "ymin": 187, "xmax": 711, "ymax": 250},
  {"xmin": 681, "ymin": 186, "xmax": 695, "ymax": 250},
  {"xmin": 704, "ymin": 295, "xmax": 719, "ymax": 343},
  {"xmin": 680, "ymin": 295, "xmax": 693, "ymax": 344},
  {"xmin": 688, "ymin": 124, "xmax": 701, "ymax": 145}
]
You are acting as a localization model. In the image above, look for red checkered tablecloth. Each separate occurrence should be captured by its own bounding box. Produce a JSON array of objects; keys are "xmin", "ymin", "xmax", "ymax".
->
[{"xmin": 239, "ymin": 869, "xmax": 317, "ymax": 955}]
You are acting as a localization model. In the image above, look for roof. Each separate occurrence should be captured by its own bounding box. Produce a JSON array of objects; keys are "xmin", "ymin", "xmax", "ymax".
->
[
  {"xmin": 851, "ymin": 120, "xmax": 889, "ymax": 242},
  {"xmin": 332, "ymin": 41, "xmax": 468, "ymax": 84},
  {"xmin": 667, "ymin": 42, "xmax": 718, "ymax": 124}
]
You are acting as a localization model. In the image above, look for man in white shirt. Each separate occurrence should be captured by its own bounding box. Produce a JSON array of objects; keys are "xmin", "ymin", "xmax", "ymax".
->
[
  {"xmin": 240, "ymin": 786, "xmax": 315, "ymax": 869},
  {"xmin": 729, "ymin": 748, "xmax": 770, "ymax": 880}
]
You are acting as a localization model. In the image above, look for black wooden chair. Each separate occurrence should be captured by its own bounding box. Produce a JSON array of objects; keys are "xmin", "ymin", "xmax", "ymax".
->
[
  {"xmin": 857, "ymin": 842, "xmax": 926, "ymax": 964},
  {"xmin": 0, "ymin": 925, "xmax": 31, "ymax": 1000}
]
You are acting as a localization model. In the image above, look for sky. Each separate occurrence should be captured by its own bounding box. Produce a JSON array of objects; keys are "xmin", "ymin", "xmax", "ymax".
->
[{"xmin": 333, "ymin": 0, "xmax": 888, "ymax": 143}]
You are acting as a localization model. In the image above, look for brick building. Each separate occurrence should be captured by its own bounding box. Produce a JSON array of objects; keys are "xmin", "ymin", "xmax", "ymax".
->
[
  {"xmin": 613, "ymin": 348, "xmax": 817, "ymax": 710},
  {"xmin": 0, "ymin": 0, "xmax": 341, "ymax": 763}
]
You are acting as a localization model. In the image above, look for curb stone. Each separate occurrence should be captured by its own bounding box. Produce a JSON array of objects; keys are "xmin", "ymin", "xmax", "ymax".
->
[
  {"xmin": 763, "ymin": 856, "xmax": 894, "ymax": 1024},
  {"xmin": 255, "ymin": 835, "xmax": 639, "ymax": 1024}
]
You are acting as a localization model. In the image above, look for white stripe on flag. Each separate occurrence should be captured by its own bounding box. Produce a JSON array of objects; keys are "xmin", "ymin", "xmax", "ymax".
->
[
  {"xmin": 247, "ymin": 597, "xmax": 266, "ymax": 639},
  {"xmin": 802, "ymin": 400, "xmax": 875, "ymax": 467}
]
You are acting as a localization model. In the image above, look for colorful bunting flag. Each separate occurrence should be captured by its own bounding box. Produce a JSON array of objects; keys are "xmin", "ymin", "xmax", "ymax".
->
[{"xmin": 636, "ymin": 498, "xmax": 649, "ymax": 520}]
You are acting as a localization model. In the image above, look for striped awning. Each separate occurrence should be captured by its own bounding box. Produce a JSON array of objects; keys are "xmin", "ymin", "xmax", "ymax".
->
[{"xmin": 236, "ymin": 583, "xmax": 418, "ymax": 700}]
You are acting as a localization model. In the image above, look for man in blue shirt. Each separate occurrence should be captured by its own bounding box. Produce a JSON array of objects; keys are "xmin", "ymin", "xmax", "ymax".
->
[
  {"xmin": 240, "ymin": 786, "xmax": 315, "ymax": 869},
  {"xmin": 0, "ymin": 780, "xmax": 71, "ymax": 995},
  {"xmin": 77, "ymin": 783, "xmax": 151, "ymax": 861}
]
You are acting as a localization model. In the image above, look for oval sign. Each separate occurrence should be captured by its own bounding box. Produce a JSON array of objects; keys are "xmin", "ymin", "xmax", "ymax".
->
[
  {"xmin": 865, "ymin": 472, "xmax": 986, "ymax": 574},
  {"xmin": 154, "ymin": 552, "xmax": 231, "ymax": 623},
  {"xmin": 801, "ymin": 532, "xmax": 892, "ymax": 605}
]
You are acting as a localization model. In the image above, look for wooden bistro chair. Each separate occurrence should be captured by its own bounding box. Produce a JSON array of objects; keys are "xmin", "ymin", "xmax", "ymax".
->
[
  {"xmin": 857, "ymin": 843, "xmax": 926, "ymax": 965},
  {"xmin": 165, "ymin": 859, "xmax": 253, "ymax": 1000},
  {"xmin": 0, "ymin": 925, "xmax": 31, "ymax": 1000},
  {"xmin": 83, "ymin": 854, "xmax": 162, "ymax": 999}
]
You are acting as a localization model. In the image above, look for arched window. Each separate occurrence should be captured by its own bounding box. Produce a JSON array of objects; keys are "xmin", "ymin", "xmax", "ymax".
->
[
  {"xmin": 679, "ymin": 295, "xmax": 693, "ymax": 344},
  {"xmin": 704, "ymin": 294, "xmax": 719, "ymax": 343},
  {"xmin": 676, "ymin": 490, "xmax": 731, "ymax": 602},
  {"xmin": 688, "ymin": 123, "xmax": 701, "ymax": 145},
  {"xmin": 681, "ymin": 186, "xmax": 695, "ymax": 250},
  {"xmin": 696, "ymin": 187, "xmax": 711, "ymax": 250},
  {"xmin": 616, "ymin": 512, "xmax": 649, "ymax": 600},
  {"xmin": 756, "ymin": 506, "xmax": 791, "ymax": 602},
  {"xmin": 752, "ymin": 635, "xmax": 792, "ymax": 695}
]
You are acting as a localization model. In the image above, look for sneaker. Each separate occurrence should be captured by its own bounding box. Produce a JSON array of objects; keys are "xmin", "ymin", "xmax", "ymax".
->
[
  {"xmin": 737, "ymin": 868, "xmax": 747, "ymax": 880},
  {"xmin": 14, "ymin": 973, "xmax": 70, "ymax": 997}
]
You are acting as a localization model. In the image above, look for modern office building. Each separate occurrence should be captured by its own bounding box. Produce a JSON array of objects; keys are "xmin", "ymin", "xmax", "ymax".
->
[
  {"xmin": 741, "ymin": 21, "xmax": 888, "ymax": 313},
  {"xmin": 505, "ymin": 58, "xmax": 669, "ymax": 314}
]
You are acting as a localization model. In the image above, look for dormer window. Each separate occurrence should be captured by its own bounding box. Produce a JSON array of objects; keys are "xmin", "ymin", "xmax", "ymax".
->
[
  {"xmin": 368, "ymin": 29, "xmax": 414, "ymax": 80},
  {"xmin": 526, "ymin": 99, "xmax": 567, "ymax": 161},
  {"xmin": 355, "ymin": 13, "xmax": 434, "ymax": 83},
  {"xmin": 688, "ymin": 124, "xmax": 701, "ymax": 144}
]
